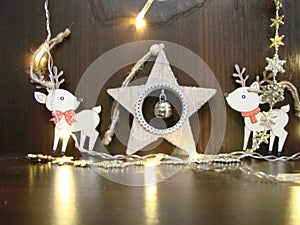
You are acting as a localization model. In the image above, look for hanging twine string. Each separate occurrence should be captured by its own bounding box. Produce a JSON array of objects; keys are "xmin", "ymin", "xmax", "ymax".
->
[
  {"xmin": 29, "ymin": 30, "xmax": 71, "ymax": 81},
  {"xmin": 44, "ymin": 0, "xmax": 52, "ymax": 43},
  {"xmin": 281, "ymin": 81, "xmax": 300, "ymax": 117},
  {"xmin": 102, "ymin": 43, "xmax": 165, "ymax": 145},
  {"xmin": 29, "ymin": 0, "xmax": 70, "ymax": 86}
]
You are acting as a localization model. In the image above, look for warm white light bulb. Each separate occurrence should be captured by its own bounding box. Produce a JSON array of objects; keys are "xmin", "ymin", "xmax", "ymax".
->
[
  {"xmin": 135, "ymin": 0, "xmax": 154, "ymax": 29},
  {"xmin": 34, "ymin": 44, "xmax": 48, "ymax": 66},
  {"xmin": 136, "ymin": 17, "xmax": 146, "ymax": 29}
]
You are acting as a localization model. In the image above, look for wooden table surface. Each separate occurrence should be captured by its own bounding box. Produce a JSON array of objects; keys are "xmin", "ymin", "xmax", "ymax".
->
[{"xmin": 0, "ymin": 154, "xmax": 300, "ymax": 225}]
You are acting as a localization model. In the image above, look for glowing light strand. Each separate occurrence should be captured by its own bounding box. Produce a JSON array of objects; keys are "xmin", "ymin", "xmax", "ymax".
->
[
  {"xmin": 27, "ymin": 151, "xmax": 300, "ymax": 183},
  {"xmin": 27, "ymin": 151, "xmax": 300, "ymax": 168}
]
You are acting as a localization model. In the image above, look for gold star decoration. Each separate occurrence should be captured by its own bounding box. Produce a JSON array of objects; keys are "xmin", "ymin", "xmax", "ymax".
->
[
  {"xmin": 250, "ymin": 130, "xmax": 271, "ymax": 151},
  {"xmin": 270, "ymin": 15, "xmax": 284, "ymax": 27},
  {"xmin": 270, "ymin": 34, "xmax": 285, "ymax": 49},
  {"xmin": 255, "ymin": 131, "xmax": 271, "ymax": 145},
  {"xmin": 273, "ymin": 0, "xmax": 283, "ymax": 9}
]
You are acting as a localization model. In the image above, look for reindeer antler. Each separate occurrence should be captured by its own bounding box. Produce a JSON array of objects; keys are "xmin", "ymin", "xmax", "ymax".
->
[
  {"xmin": 50, "ymin": 66, "xmax": 65, "ymax": 89},
  {"xmin": 233, "ymin": 64, "xmax": 249, "ymax": 87},
  {"xmin": 30, "ymin": 66, "xmax": 65, "ymax": 91},
  {"xmin": 256, "ymin": 71, "xmax": 273, "ymax": 85},
  {"xmin": 30, "ymin": 71, "xmax": 53, "ymax": 90}
]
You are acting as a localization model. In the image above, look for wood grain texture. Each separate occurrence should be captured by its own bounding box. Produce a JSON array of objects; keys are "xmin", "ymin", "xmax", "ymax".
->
[{"xmin": 0, "ymin": 0, "xmax": 299, "ymax": 155}]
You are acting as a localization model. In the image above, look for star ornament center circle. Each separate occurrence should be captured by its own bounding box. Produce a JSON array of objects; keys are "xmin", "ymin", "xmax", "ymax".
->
[{"xmin": 135, "ymin": 82, "xmax": 188, "ymax": 135}]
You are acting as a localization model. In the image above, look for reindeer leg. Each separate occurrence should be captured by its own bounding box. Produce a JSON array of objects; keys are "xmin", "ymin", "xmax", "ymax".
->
[
  {"xmin": 269, "ymin": 132, "xmax": 275, "ymax": 154},
  {"xmin": 243, "ymin": 126, "xmax": 251, "ymax": 151},
  {"xmin": 61, "ymin": 136, "xmax": 70, "ymax": 154},
  {"xmin": 277, "ymin": 129, "xmax": 288, "ymax": 156},
  {"xmin": 251, "ymin": 132, "xmax": 257, "ymax": 150},
  {"xmin": 53, "ymin": 127, "xmax": 60, "ymax": 152},
  {"xmin": 88, "ymin": 130, "xmax": 99, "ymax": 151},
  {"xmin": 80, "ymin": 132, "xmax": 87, "ymax": 150}
]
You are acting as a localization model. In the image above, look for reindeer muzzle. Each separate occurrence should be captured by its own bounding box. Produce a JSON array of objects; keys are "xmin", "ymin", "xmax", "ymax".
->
[{"xmin": 77, "ymin": 97, "xmax": 83, "ymax": 102}]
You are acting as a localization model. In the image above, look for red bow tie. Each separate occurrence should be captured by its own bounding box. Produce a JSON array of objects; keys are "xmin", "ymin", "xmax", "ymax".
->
[{"xmin": 50, "ymin": 110, "xmax": 76, "ymax": 125}]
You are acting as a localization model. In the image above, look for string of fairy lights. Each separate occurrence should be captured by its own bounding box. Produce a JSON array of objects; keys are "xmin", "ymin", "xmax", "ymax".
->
[{"xmin": 27, "ymin": 0, "xmax": 300, "ymax": 184}]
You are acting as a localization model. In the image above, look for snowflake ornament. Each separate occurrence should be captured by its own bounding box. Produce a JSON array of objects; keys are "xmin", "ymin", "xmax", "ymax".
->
[
  {"xmin": 265, "ymin": 55, "xmax": 286, "ymax": 76},
  {"xmin": 261, "ymin": 81, "xmax": 285, "ymax": 106},
  {"xmin": 260, "ymin": 111, "xmax": 276, "ymax": 129}
]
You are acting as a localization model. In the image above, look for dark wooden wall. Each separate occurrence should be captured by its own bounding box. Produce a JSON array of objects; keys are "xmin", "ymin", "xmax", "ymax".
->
[{"xmin": 0, "ymin": 0, "xmax": 299, "ymax": 156}]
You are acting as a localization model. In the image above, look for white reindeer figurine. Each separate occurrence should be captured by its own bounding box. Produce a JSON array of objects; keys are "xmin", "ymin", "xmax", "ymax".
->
[
  {"xmin": 32, "ymin": 66, "xmax": 101, "ymax": 154},
  {"xmin": 225, "ymin": 65, "xmax": 290, "ymax": 154}
]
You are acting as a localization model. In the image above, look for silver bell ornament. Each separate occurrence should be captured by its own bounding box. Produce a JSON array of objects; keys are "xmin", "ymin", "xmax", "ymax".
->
[{"xmin": 154, "ymin": 89, "xmax": 172, "ymax": 119}]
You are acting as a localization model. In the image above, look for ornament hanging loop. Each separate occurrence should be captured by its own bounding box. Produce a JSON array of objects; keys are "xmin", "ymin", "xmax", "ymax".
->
[{"xmin": 159, "ymin": 89, "xmax": 167, "ymax": 101}]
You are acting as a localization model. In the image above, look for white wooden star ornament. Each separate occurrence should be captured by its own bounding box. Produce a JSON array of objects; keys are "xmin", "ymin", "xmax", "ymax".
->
[{"xmin": 107, "ymin": 44, "xmax": 216, "ymax": 159}]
